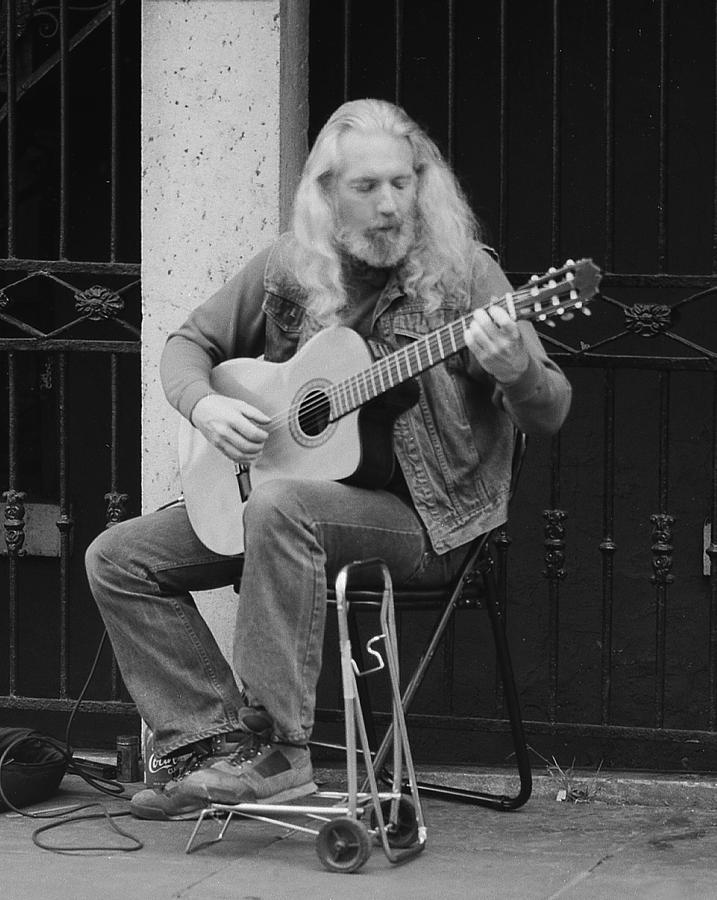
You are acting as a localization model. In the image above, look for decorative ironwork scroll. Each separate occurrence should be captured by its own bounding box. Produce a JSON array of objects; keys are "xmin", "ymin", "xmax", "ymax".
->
[
  {"xmin": 74, "ymin": 285, "xmax": 124, "ymax": 320},
  {"xmin": 3, "ymin": 489, "xmax": 27, "ymax": 556},
  {"xmin": 624, "ymin": 304, "xmax": 673, "ymax": 337},
  {"xmin": 542, "ymin": 509, "xmax": 567, "ymax": 581},
  {"xmin": 104, "ymin": 490, "xmax": 128, "ymax": 527},
  {"xmin": 650, "ymin": 513, "xmax": 675, "ymax": 585}
]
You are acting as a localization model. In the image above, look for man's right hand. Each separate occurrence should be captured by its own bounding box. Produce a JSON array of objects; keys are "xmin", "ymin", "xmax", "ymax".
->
[{"xmin": 190, "ymin": 394, "xmax": 270, "ymax": 464}]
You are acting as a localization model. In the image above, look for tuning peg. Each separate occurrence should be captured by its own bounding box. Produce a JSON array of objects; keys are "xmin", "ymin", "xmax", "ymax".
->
[
  {"xmin": 564, "ymin": 258, "xmax": 575, "ymax": 267},
  {"xmin": 582, "ymin": 307, "xmax": 592, "ymax": 316},
  {"xmin": 530, "ymin": 274, "xmax": 540, "ymax": 282},
  {"xmin": 545, "ymin": 319, "xmax": 556, "ymax": 328},
  {"xmin": 562, "ymin": 312, "xmax": 574, "ymax": 321}
]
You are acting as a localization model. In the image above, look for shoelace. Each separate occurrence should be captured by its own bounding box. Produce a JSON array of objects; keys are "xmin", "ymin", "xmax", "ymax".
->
[
  {"xmin": 167, "ymin": 744, "xmax": 212, "ymax": 781},
  {"xmin": 226, "ymin": 732, "xmax": 270, "ymax": 768}
]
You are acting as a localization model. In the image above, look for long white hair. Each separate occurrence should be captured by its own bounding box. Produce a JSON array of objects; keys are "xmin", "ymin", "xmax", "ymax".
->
[{"xmin": 290, "ymin": 98, "xmax": 482, "ymax": 323}]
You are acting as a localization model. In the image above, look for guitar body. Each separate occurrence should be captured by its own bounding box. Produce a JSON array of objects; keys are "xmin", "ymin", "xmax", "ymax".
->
[{"xmin": 178, "ymin": 326, "xmax": 417, "ymax": 556}]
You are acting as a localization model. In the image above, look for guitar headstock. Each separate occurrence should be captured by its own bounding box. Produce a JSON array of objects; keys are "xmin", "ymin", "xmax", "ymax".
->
[{"xmin": 508, "ymin": 259, "xmax": 602, "ymax": 326}]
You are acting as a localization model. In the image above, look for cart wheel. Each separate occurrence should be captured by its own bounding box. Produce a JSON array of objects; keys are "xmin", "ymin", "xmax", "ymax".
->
[
  {"xmin": 370, "ymin": 797, "xmax": 419, "ymax": 849},
  {"xmin": 316, "ymin": 817, "xmax": 371, "ymax": 873}
]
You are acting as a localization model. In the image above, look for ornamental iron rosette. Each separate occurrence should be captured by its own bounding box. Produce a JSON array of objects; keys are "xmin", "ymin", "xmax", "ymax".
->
[
  {"xmin": 104, "ymin": 491, "xmax": 129, "ymax": 527},
  {"xmin": 74, "ymin": 285, "xmax": 124, "ymax": 320},
  {"xmin": 624, "ymin": 304, "xmax": 673, "ymax": 337},
  {"xmin": 3, "ymin": 489, "xmax": 27, "ymax": 556},
  {"xmin": 542, "ymin": 508, "xmax": 567, "ymax": 581},
  {"xmin": 650, "ymin": 512, "xmax": 675, "ymax": 585}
]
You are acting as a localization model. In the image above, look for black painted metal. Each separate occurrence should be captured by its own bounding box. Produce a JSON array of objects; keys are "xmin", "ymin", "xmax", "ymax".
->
[
  {"xmin": 311, "ymin": 0, "xmax": 717, "ymax": 771},
  {"xmin": 1, "ymin": 1, "xmax": 141, "ymax": 744}
]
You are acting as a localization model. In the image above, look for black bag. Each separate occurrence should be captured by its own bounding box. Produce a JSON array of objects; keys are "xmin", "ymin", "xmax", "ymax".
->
[{"xmin": 0, "ymin": 727, "xmax": 69, "ymax": 811}]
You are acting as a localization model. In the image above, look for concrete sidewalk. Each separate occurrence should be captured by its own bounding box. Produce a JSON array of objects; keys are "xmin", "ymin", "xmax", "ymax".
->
[{"xmin": 2, "ymin": 764, "xmax": 717, "ymax": 899}]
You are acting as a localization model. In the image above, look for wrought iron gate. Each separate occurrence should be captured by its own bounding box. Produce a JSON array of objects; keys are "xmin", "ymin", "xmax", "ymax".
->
[
  {"xmin": 0, "ymin": 0, "xmax": 140, "ymax": 745},
  {"xmin": 3, "ymin": 0, "xmax": 716, "ymax": 770},
  {"xmin": 311, "ymin": 0, "xmax": 717, "ymax": 771}
]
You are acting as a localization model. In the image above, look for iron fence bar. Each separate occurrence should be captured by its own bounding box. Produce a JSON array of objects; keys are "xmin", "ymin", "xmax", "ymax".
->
[
  {"xmin": 604, "ymin": 0, "xmax": 615, "ymax": 271},
  {"xmin": 493, "ymin": 524, "xmax": 511, "ymax": 715},
  {"xmin": 0, "ymin": 339, "xmax": 138, "ymax": 352},
  {"xmin": 710, "ymin": 374, "xmax": 717, "ymax": 728},
  {"xmin": 498, "ymin": 0, "xmax": 507, "ymax": 261},
  {"xmin": 4, "ymin": 352, "xmax": 20, "ymax": 695},
  {"xmin": 0, "ymin": 695, "xmax": 136, "ymax": 715},
  {"xmin": 714, "ymin": 0, "xmax": 717, "ymax": 273},
  {"xmin": 0, "ymin": 259, "xmax": 140, "ymax": 275},
  {"xmin": 59, "ymin": 0, "xmax": 69, "ymax": 259},
  {"xmin": 550, "ymin": 0, "xmax": 560, "ymax": 264},
  {"xmin": 710, "ymin": 373, "xmax": 717, "ymax": 728},
  {"xmin": 106, "ymin": 353, "xmax": 125, "ymax": 701},
  {"xmin": 317, "ymin": 708, "xmax": 717, "ymax": 746},
  {"xmin": 516, "ymin": 273, "xmax": 716, "ymax": 288},
  {"xmin": 600, "ymin": 367, "xmax": 616, "ymax": 725},
  {"xmin": 394, "ymin": 0, "xmax": 402, "ymax": 104},
  {"xmin": 651, "ymin": 370, "xmax": 672, "ymax": 729},
  {"xmin": 110, "ymin": 0, "xmax": 120, "ymax": 261},
  {"xmin": 548, "ymin": 355, "xmax": 717, "ymax": 372},
  {"xmin": 342, "ymin": 0, "xmax": 350, "ymax": 101},
  {"xmin": 446, "ymin": 0, "xmax": 455, "ymax": 166},
  {"xmin": 5, "ymin": 0, "xmax": 16, "ymax": 258},
  {"xmin": 657, "ymin": 0, "xmax": 668, "ymax": 273},
  {"xmin": 110, "ymin": 353, "xmax": 119, "ymax": 497},
  {"xmin": 545, "ymin": 432, "xmax": 565, "ymax": 724},
  {"xmin": 107, "ymin": 351, "xmax": 127, "ymax": 701},
  {"xmin": 56, "ymin": 352, "xmax": 73, "ymax": 698}
]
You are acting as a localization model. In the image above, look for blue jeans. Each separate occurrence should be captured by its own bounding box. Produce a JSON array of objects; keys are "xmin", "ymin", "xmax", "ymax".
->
[{"xmin": 85, "ymin": 478, "xmax": 469, "ymax": 757}]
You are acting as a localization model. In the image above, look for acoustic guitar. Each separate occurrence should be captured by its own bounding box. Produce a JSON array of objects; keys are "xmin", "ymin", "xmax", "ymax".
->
[{"xmin": 179, "ymin": 259, "xmax": 601, "ymax": 555}]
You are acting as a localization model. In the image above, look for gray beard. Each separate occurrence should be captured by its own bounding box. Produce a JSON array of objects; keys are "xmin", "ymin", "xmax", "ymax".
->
[{"xmin": 336, "ymin": 220, "xmax": 415, "ymax": 269}]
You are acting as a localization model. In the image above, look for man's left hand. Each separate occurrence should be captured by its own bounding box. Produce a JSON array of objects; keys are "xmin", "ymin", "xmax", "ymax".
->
[{"xmin": 464, "ymin": 303, "xmax": 530, "ymax": 385}]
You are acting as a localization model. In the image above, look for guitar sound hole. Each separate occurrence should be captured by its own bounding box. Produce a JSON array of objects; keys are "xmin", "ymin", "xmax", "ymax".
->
[{"xmin": 298, "ymin": 389, "xmax": 330, "ymax": 437}]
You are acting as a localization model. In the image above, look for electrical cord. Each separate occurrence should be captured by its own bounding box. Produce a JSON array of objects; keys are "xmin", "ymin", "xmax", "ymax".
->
[{"xmin": 0, "ymin": 629, "xmax": 144, "ymax": 853}]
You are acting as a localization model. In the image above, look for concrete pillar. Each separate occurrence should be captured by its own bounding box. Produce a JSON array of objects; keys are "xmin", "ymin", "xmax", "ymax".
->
[{"xmin": 141, "ymin": 0, "xmax": 308, "ymax": 661}]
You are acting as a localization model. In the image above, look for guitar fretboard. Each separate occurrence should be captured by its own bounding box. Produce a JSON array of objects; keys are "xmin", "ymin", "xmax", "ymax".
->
[
  {"xmin": 329, "ymin": 313, "xmax": 473, "ymax": 418},
  {"xmin": 320, "ymin": 257, "xmax": 599, "ymax": 421}
]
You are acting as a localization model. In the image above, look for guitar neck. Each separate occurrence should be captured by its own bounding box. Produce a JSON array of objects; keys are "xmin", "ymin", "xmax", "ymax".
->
[
  {"xmin": 329, "ymin": 313, "xmax": 473, "ymax": 419},
  {"xmin": 326, "ymin": 257, "xmax": 600, "ymax": 420}
]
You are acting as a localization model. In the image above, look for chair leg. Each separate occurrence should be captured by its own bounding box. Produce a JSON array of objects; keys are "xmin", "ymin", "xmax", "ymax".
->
[{"xmin": 413, "ymin": 551, "xmax": 532, "ymax": 809}]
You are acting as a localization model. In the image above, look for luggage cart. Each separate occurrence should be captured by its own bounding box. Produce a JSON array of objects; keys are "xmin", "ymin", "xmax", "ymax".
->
[{"xmin": 185, "ymin": 559, "xmax": 426, "ymax": 873}]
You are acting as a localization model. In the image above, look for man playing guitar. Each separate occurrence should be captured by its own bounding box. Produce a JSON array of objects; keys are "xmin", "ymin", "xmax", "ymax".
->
[{"xmin": 86, "ymin": 99, "xmax": 574, "ymax": 820}]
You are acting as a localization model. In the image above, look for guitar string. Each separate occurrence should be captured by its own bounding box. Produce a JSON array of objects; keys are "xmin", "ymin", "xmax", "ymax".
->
[
  {"xmin": 250, "ymin": 276, "xmax": 588, "ymax": 438},
  {"xmin": 257, "ymin": 312, "xmax": 474, "ymax": 438},
  {"xmin": 256, "ymin": 285, "xmax": 580, "ymax": 437}
]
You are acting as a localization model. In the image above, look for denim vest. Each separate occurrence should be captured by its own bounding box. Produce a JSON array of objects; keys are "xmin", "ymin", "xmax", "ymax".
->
[{"xmin": 260, "ymin": 235, "xmax": 515, "ymax": 554}]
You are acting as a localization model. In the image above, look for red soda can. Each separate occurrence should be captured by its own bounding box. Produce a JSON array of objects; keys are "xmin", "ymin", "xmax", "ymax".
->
[{"xmin": 141, "ymin": 722, "xmax": 177, "ymax": 786}]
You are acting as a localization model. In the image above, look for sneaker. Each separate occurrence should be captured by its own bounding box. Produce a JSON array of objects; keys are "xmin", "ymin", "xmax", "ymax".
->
[
  {"xmin": 129, "ymin": 740, "xmax": 216, "ymax": 821},
  {"xmin": 131, "ymin": 734, "xmax": 316, "ymax": 819},
  {"xmin": 180, "ymin": 733, "xmax": 317, "ymax": 806},
  {"xmin": 129, "ymin": 709, "xmax": 274, "ymax": 821}
]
